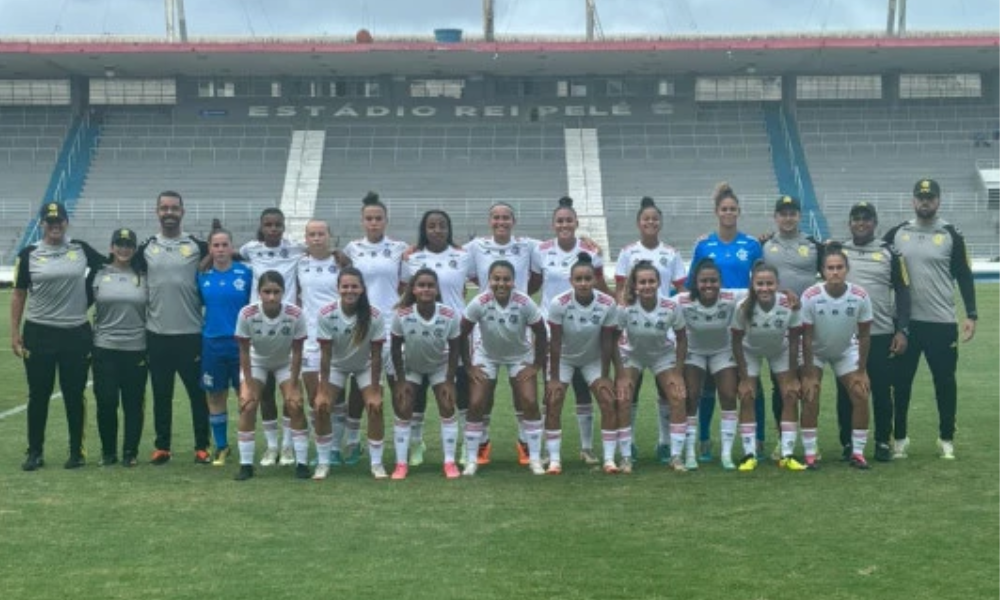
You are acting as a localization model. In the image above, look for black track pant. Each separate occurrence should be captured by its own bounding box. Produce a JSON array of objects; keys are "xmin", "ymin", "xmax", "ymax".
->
[
  {"xmin": 891, "ymin": 321, "xmax": 959, "ymax": 442},
  {"xmin": 147, "ymin": 331, "xmax": 209, "ymax": 452},
  {"xmin": 22, "ymin": 321, "xmax": 92, "ymax": 457},
  {"xmin": 92, "ymin": 347, "xmax": 148, "ymax": 459},
  {"xmin": 836, "ymin": 333, "xmax": 894, "ymax": 446}
]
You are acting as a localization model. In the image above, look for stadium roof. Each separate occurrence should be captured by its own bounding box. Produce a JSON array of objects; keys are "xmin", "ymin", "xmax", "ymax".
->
[{"xmin": 0, "ymin": 33, "xmax": 995, "ymax": 78}]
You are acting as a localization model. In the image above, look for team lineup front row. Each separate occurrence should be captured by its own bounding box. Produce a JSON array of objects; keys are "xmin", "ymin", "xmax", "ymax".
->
[{"xmin": 13, "ymin": 183, "xmax": 976, "ymax": 480}]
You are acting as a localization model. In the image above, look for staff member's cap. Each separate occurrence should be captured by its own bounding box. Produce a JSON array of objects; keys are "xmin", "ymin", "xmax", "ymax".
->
[
  {"xmin": 112, "ymin": 228, "xmax": 138, "ymax": 247},
  {"xmin": 39, "ymin": 202, "xmax": 68, "ymax": 222},
  {"xmin": 913, "ymin": 178, "xmax": 940, "ymax": 198},
  {"xmin": 849, "ymin": 202, "xmax": 878, "ymax": 221},
  {"xmin": 774, "ymin": 195, "xmax": 801, "ymax": 212}
]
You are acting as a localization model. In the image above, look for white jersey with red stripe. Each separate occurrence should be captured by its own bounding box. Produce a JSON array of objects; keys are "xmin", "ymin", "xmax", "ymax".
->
[
  {"xmin": 239, "ymin": 239, "xmax": 306, "ymax": 303},
  {"xmin": 343, "ymin": 236, "xmax": 407, "ymax": 319},
  {"xmin": 614, "ymin": 240, "xmax": 687, "ymax": 296},
  {"xmin": 464, "ymin": 235, "xmax": 537, "ymax": 293},
  {"xmin": 316, "ymin": 301, "xmax": 386, "ymax": 373},
  {"xmin": 731, "ymin": 292, "xmax": 801, "ymax": 359},
  {"xmin": 234, "ymin": 301, "xmax": 308, "ymax": 370},
  {"xmin": 296, "ymin": 254, "xmax": 341, "ymax": 341},
  {"xmin": 391, "ymin": 303, "xmax": 460, "ymax": 375},
  {"xmin": 547, "ymin": 289, "xmax": 617, "ymax": 366},
  {"xmin": 677, "ymin": 289, "xmax": 746, "ymax": 356},
  {"xmin": 531, "ymin": 237, "xmax": 604, "ymax": 317},
  {"xmin": 617, "ymin": 294, "xmax": 686, "ymax": 365},
  {"xmin": 800, "ymin": 282, "xmax": 873, "ymax": 359},
  {"xmin": 463, "ymin": 290, "xmax": 542, "ymax": 363},
  {"xmin": 400, "ymin": 246, "xmax": 474, "ymax": 313}
]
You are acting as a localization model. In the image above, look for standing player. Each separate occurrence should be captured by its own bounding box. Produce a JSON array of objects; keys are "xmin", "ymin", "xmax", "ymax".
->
[
  {"xmin": 238, "ymin": 208, "xmax": 306, "ymax": 467},
  {"xmin": 836, "ymin": 202, "xmax": 910, "ymax": 462},
  {"xmin": 459, "ymin": 261, "xmax": 548, "ymax": 476},
  {"xmin": 342, "ymin": 192, "xmax": 407, "ymax": 466},
  {"xmin": 400, "ymin": 209, "xmax": 472, "ymax": 467},
  {"xmin": 614, "ymin": 261, "xmax": 688, "ymax": 471},
  {"xmin": 297, "ymin": 219, "xmax": 349, "ymax": 464},
  {"xmin": 233, "ymin": 271, "xmax": 309, "ymax": 480},
  {"xmin": 544, "ymin": 254, "xmax": 620, "ymax": 475},
  {"xmin": 731, "ymin": 261, "xmax": 803, "ymax": 472},
  {"xmin": 91, "ymin": 228, "xmax": 147, "ymax": 467},
  {"xmin": 613, "ymin": 196, "xmax": 687, "ymax": 463},
  {"xmin": 135, "ymin": 191, "xmax": 211, "ymax": 465},
  {"xmin": 313, "ymin": 267, "xmax": 389, "ymax": 479},
  {"xmin": 389, "ymin": 269, "xmax": 461, "ymax": 479},
  {"xmin": 198, "ymin": 226, "xmax": 252, "ymax": 466},
  {"xmin": 532, "ymin": 196, "xmax": 612, "ymax": 465},
  {"xmin": 688, "ymin": 183, "xmax": 762, "ymax": 462},
  {"xmin": 678, "ymin": 258, "xmax": 746, "ymax": 471},
  {"xmin": 883, "ymin": 179, "xmax": 977, "ymax": 459},
  {"xmin": 800, "ymin": 246, "xmax": 874, "ymax": 470}
]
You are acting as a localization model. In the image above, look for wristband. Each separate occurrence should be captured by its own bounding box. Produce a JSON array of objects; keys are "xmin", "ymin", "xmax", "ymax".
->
[{"xmin": 967, "ymin": 312, "xmax": 978, "ymax": 321}]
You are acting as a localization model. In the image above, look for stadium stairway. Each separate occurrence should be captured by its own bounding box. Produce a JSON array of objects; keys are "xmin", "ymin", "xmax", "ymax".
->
[
  {"xmin": 17, "ymin": 111, "xmax": 102, "ymax": 252},
  {"xmin": 280, "ymin": 130, "xmax": 326, "ymax": 240},
  {"xmin": 564, "ymin": 128, "xmax": 609, "ymax": 253},
  {"xmin": 763, "ymin": 103, "xmax": 829, "ymax": 240}
]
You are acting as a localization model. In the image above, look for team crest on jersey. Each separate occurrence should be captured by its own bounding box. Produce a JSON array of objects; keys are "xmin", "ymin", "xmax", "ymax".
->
[
  {"xmin": 933, "ymin": 234, "xmax": 944, "ymax": 246},
  {"xmin": 179, "ymin": 246, "xmax": 192, "ymax": 257},
  {"xmin": 280, "ymin": 248, "xmax": 289, "ymax": 258},
  {"xmin": 449, "ymin": 259, "xmax": 457, "ymax": 269},
  {"xmin": 590, "ymin": 314, "xmax": 601, "ymax": 324},
  {"xmin": 736, "ymin": 248, "xmax": 749, "ymax": 261},
  {"xmin": 798, "ymin": 246, "xmax": 809, "ymax": 257},
  {"xmin": 873, "ymin": 252, "xmax": 883, "ymax": 261},
  {"xmin": 846, "ymin": 307, "xmax": 855, "ymax": 316},
  {"xmin": 281, "ymin": 326, "xmax": 291, "ymax": 335},
  {"xmin": 659, "ymin": 257, "xmax": 668, "ymax": 265},
  {"xmin": 774, "ymin": 319, "xmax": 784, "ymax": 328},
  {"xmin": 434, "ymin": 328, "xmax": 444, "ymax": 338},
  {"xmin": 508, "ymin": 314, "xmax": 518, "ymax": 324},
  {"xmin": 383, "ymin": 248, "xmax": 392, "ymax": 257},
  {"xmin": 655, "ymin": 321, "xmax": 665, "ymax": 330},
  {"xmin": 511, "ymin": 246, "xmax": 520, "ymax": 255},
  {"xmin": 718, "ymin": 310, "xmax": 727, "ymax": 319},
  {"xmin": 233, "ymin": 278, "xmax": 246, "ymax": 291}
]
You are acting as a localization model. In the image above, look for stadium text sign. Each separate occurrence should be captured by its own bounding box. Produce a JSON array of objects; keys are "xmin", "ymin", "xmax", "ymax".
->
[{"xmin": 247, "ymin": 102, "xmax": 673, "ymax": 119}]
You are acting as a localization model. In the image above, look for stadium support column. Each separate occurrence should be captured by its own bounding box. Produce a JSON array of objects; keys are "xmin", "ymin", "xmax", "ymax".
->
[
  {"xmin": 897, "ymin": 0, "xmax": 907, "ymax": 35},
  {"xmin": 176, "ymin": 0, "xmax": 188, "ymax": 42},
  {"xmin": 483, "ymin": 0, "xmax": 494, "ymax": 42},
  {"xmin": 586, "ymin": 0, "xmax": 596, "ymax": 41},
  {"xmin": 886, "ymin": 0, "xmax": 897, "ymax": 35}
]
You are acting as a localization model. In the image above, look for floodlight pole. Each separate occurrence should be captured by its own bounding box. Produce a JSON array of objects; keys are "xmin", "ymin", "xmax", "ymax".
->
[
  {"xmin": 484, "ymin": 0, "xmax": 495, "ymax": 42},
  {"xmin": 586, "ymin": 0, "xmax": 596, "ymax": 41},
  {"xmin": 897, "ymin": 0, "xmax": 907, "ymax": 35},
  {"xmin": 886, "ymin": 0, "xmax": 897, "ymax": 35},
  {"xmin": 164, "ymin": 0, "xmax": 176, "ymax": 41},
  {"xmin": 176, "ymin": 0, "xmax": 188, "ymax": 42}
]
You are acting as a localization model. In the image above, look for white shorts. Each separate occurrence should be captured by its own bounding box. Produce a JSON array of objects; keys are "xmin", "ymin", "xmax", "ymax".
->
[
  {"xmin": 302, "ymin": 340, "xmax": 321, "ymax": 374},
  {"xmin": 813, "ymin": 346, "xmax": 860, "ymax": 378},
  {"xmin": 551, "ymin": 358, "xmax": 602, "ymax": 386},
  {"xmin": 622, "ymin": 352, "xmax": 676, "ymax": 376},
  {"xmin": 744, "ymin": 347, "xmax": 791, "ymax": 378},
  {"xmin": 686, "ymin": 349, "xmax": 736, "ymax": 375},
  {"xmin": 246, "ymin": 364, "xmax": 292, "ymax": 386},
  {"xmin": 472, "ymin": 351, "xmax": 533, "ymax": 381},
  {"xmin": 330, "ymin": 367, "xmax": 373, "ymax": 389},
  {"xmin": 404, "ymin": 363, "xmax": 448, "ymax": 386}
]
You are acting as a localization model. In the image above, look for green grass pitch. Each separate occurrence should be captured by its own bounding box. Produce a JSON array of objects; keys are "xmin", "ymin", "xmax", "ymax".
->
[{"xmin": 0, "ymin": 287, "xmax": 996, "ymax": 600}]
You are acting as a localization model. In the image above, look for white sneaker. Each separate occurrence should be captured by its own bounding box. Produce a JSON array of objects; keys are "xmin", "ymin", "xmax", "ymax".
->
[
  {"xmin": 619, "ymin": 457, "xmax": 633, "ymax": 475},
  {"xmin": 259, "ymin": 447, "xmax": 279, "ymax": 467},
  {"xmin": 721, "ymin": 454, "xmax": 736, "ymax": 471},
  {"xmin": 528, "ymin": 459, "xmax": 545, "ymax": 475},
  {"xmin": 893, "ymin": 437, "xmax": 910, "ymax": 459},
  {"xmin": 462, "ymin": 462, "xmax": 478, "ymax": 477},
  {"xmin": 546, "ymin": 461, "xmax": 562, "ymax": 475},
  {"xmin": 312, "ymin": 464, "xmax": 330, "ymax": 480},
  {"xmin": 370, "ymin": 464, "xmax": 388, "ymax": 479},
  {"xmin": 937, "ymin": 439, "xmax": 955, "ymax": 460},
  {"xmin": 579, "ymin": 449, "xmax": 599, "ymax": 465},
  {"xmin": 279, "ymin": 447, "xmax": 295, "ymax": 466},
  {"xmin": 684, "ymin": 452, "xmax": 699, "ymax": 471}
]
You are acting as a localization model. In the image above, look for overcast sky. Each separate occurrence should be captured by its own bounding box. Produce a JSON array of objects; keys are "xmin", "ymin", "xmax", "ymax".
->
[{"xmin": 0, "ymin": 0, "xmax": 996, "ymax": 37}]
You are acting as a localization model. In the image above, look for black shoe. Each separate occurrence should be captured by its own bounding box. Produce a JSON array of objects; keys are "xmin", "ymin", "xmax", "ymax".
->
[
  {"xmin": 122, "ymin": 455, "xmax": 138, "ymax": 468},
  {"xmin": 840, "ymin": 444, "xmax": 852, "ymax": 462},
  {"xmin": 64, "ymin": 454, "xmax": 86, "ymax": 469},
  {"xmin": 874, "ymin": 443, "xmax": 893, "ymax": 462},
  {"xmin": 235, "ymin": 465, "xmax": 255, "ymax": 481},
  {"xmin": 100, "ymin": 454, "xmax": 118, "ymax": 467},
  {"xmin": 294, "ymin": 463, "xmax": 311, "ymax": 480},
  {"xmin": 22, "ymin": 451, "xmax": 44, "ymax": 472}
]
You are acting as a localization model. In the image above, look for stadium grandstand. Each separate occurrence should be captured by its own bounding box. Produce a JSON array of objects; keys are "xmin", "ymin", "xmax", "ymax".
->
[{"xmin": 0, "ymin": 4, "xmax": 997, "ymax": 273}]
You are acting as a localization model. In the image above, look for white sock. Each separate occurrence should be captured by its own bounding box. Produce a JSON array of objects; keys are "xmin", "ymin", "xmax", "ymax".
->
[
  {"xmin": 617, "ymin": 427, "xmax": 632, "ymax": 460},
  {"xmin": 368, "ymin": 439, "xmax": 384, "ymax": 466},
  {"xmin": 441, "ymin": 416, "xmax": 458, "ymax": 463},
  {"xmin": 524, "ymin": 419, "xmax": 542, "ymax": 461},
  {"xmin": 670, "ymin": 423, "xmax": 686, "ymax": 458},
  {"xmin": 780, "ymin": 422, "xmax": 798, "ymax": 458},
  {"xmin": 720, "ymin": 410, "xmax": 738, "ymax": 461},
  {"xmin": 802, "ymin": 428, "xmax": 818, "ymax": 460},
  {"xmin": 393, "ymin": 419, "xmax": 412, "ymax": 465},
  {"xmin": 576, "ymin": 403, "xmax": 594, "ymax": 451},
  {"xmin": 685, "ymin": 417, "xmax": 698, "ymax": 461},
  {"xmin": 315, "ymin": 433, "xmax": 333, "ymax": 466},
  {"xmin": 262, "ymin": 420, "xmax": 279, "ymax": 450},
  {"xmin": 601, "ymin": 429, "xmax": 617, "ymax": 462},
  {"xmin": 281, "ymin": 416, "xmax": 293, "ymax": 450},
  {"xmin": 410, "ymin": 412, "xmax": 424, "ymax": 445},
  {"xmin": 292, "ymin": 429, "xmax": 308, "ymax": 465},
  {"xmin": 464, "ymin": 422, "xmax": 483, "ymax": 465},
  {"xmin": 331, "ymin": 404, "xmax": 347, "ymax": 449},
  {"xmin": 657, "ymin": 399, "xmax": 671, "ymax": 446},
  {"xmin": 238, "ymin": 431, "xmax": 255, "ymax": 465},
  {"xmin": 852, "ymin": 429, "xmax": 869, "ymax": 457},
  {"xmin": 546, "ymin": 429, "xmax": 563, "ymax": 464},
  {"xmin": 740, "ymin": 423, "xmax": 757, "ymax": 457},
  {"xmin": 345, "ymin": 416, "xmax": 361, "ymax": 447}
]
